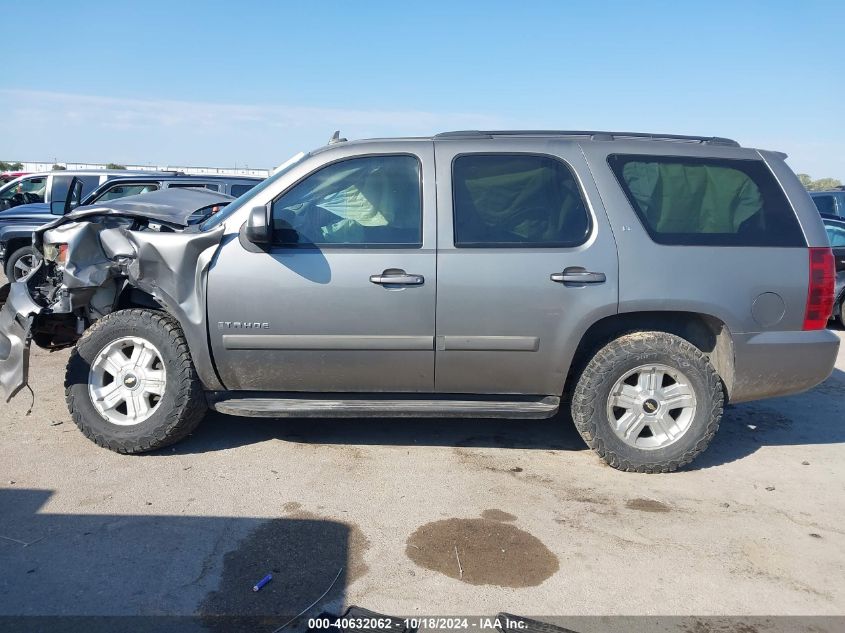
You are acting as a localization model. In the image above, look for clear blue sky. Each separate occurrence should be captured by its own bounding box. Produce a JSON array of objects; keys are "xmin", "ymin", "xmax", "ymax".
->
[{"xmin": 1, "ymin": 0, "xmax": 842, "ymax": 178}]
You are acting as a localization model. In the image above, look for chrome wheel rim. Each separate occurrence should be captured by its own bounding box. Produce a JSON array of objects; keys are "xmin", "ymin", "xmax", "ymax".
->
[
  {"xmin": 12, "ymin": 253, "xmax": 37, "ymax": 280},
  {"xmin": 88, "ymin": 336, "xmax": 166, "ymax": 426},
  {"xmin": 606, "ymin": 363, "xmax": 697, "ymax": 450}
]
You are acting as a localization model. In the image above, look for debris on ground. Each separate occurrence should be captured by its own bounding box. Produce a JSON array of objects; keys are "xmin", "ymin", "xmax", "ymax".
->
[{"xmin": 252, "ymin": 573, "xmax": 272, "ymax": 592}]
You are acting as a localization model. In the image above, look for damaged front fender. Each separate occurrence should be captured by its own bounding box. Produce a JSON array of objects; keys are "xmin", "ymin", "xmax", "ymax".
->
[
  {"xmin": 0, "ymin": 282, "xmax": 43, "ymax": 401},
  {"xmin": 0, "ymin": 188, "xmax": 234, "ymax": 401}
]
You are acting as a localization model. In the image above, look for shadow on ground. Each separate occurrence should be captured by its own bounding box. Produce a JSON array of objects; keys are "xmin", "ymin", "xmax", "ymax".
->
[
  {"xmin": 0, "ymin": 489, "xmax": 355, "ymax": 632},
  {"xmin": 162, "ymin": 366, "xmax": 845, "ymax": 471}
]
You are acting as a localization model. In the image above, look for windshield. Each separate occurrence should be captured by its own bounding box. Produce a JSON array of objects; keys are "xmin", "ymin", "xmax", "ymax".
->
[{"xmin": 199, "ymin": 152, "xmax": 307, "ymax": 231}]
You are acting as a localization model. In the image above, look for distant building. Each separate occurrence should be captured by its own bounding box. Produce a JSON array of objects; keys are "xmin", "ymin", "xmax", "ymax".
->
[{"xmin": 13, "ymin": 161, "xmax": 270, "ymax": 178}]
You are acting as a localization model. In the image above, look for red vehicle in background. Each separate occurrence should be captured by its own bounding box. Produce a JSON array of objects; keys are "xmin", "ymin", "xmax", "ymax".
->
[{"xmin": 0, "ymin": 172, "xmax": 30, "ymax": 184}]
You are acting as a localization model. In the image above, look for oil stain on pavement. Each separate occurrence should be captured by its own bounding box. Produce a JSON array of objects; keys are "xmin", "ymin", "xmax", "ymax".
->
[{"xmin": 406, "ymin": 512, "xmax": 558, "ymax": 587}]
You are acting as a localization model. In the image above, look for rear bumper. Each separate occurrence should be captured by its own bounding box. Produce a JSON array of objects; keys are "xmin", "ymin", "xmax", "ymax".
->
[{"xmin": 730, "ymin": 329, "xmax": 840, "ymax": 403}]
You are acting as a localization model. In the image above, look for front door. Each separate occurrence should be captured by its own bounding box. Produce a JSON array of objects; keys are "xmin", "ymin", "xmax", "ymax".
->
[
  {"xmin": 207, "ymin": 143, "xmax": 437, "ymax": 392},
  {"xmin": 433, "ymin": 140, "xmax": 619, "ymax": 395}
]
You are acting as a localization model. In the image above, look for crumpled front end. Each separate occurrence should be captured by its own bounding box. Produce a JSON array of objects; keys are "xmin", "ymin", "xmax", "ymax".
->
[
  {"xmin": 0, "ymin": 281, "xmax": 43, "ymax": 401},
  {"xmin": 0, "ymin": 187, "xmax": 230, "ymax": 402}
]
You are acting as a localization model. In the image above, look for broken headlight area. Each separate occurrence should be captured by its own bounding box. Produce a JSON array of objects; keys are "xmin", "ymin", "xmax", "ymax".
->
[{"xmin": 41, "ymin": 242, "xmax": 68, "ymax": 266}]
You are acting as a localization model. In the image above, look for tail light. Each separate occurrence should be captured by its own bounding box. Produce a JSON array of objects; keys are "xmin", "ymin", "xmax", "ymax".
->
[{"xmin": 803, "ymin": 247, "xmax": 835, "ymax": 330}]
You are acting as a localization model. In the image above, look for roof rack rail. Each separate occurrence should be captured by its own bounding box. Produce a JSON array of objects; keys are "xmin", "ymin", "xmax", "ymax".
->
[{"xmin": 434, "ymin": 130, "xmax": 740, "ymax": 147}]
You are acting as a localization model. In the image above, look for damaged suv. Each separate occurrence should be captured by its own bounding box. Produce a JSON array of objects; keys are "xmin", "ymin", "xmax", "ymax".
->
[{"xmin": 0, "ymin": 131, "xmax": 839, "ymax": 472}]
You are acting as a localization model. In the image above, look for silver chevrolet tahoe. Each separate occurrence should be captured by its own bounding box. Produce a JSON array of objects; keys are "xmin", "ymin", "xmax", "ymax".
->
[{"xmin": 0, "ymin": 130, "xmax": 839, "ymax": 473}]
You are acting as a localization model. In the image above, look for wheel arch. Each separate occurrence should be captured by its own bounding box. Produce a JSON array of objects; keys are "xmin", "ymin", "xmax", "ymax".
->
[{"xmin": 565, "ymin": 310, "xmax": 735, "ymax": 401}]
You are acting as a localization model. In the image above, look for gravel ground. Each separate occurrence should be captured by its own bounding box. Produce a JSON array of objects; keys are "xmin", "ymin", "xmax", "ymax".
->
[{"xmin": 0, "ymin": 310, "xmax": 843, "ymax": 631}]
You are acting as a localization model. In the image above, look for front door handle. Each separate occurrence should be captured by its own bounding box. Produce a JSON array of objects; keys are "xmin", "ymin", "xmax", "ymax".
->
[
  {"xmin": 370, "ymin": 269, "xmax": 425, "ymax": 285},
  {"xmin": 550, "ymin": 267, "xmax": 606, "ymax": 284}
]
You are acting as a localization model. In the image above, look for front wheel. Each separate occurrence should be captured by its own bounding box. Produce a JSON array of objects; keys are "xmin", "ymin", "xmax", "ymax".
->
[
  {"xmin": 65, "ymin": 309, "xmax": 207, "ymax": 453},
  {"xmin": 571, "ymin": 331, "xmax": 723, "ymax": 473},
  {"xmin": 5, "ymin": 245, "xmax": 40, "ymax": 281}
]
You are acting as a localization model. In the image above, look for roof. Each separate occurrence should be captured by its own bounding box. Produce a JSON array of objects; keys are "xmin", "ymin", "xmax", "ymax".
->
[
  {"xmin": 433, "ymin": 130, "xmax": 740, "ymax": 146},
  {"xmin": 320, "ymin": 130, "xmax": 742, "ymax": 148}
]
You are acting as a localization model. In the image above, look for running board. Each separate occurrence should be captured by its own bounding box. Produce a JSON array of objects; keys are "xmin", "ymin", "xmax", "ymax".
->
[{"xmin": 207, "ymin": 393, "xmax": 560, "ymax": 419}]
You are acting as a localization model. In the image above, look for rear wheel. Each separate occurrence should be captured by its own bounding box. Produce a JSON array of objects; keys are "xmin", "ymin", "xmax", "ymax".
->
[
  {"xmin": 838, "ymin": 297, "xmax": 845, "ymax": 330},
  {"xmin": 5, "ymin": 245, "xmax": 39, "ymax": 281},
  {"xmin": 65, "ymin": 309, "xmax": 206, "ymax": 453},
  {"xmin": 571, "ymin": 331, "xmax": 723, "ymax": 473}
]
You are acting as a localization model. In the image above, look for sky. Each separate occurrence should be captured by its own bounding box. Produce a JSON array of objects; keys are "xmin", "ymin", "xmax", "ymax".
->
[{"xmin": 1, "ymin": 0, "xmax": 842, "ymax": 178}]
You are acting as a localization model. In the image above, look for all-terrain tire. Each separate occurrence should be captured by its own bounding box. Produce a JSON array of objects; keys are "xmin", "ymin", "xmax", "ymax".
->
[
  {"xmin": 571, "ymin": 331, "xmax": 723, "ymax": 473},
  {"xmin": 65, "ymin": 309, "xmax": 207, "ymax": 453}
]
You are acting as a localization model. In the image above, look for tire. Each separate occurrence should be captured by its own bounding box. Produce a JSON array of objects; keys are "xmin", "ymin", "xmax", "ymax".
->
[
  {"xmin": 571, "ymin": 331, "xmax": 723, "ymax": 473},
  {"xmin": 65, "ymin": 309, "xmax": 207, "ymax": 453},
  {"xmin": 5, "ymin": 245, "xmax": 39, "ymax": 281},
  {"xmin": 837, "ymin": 297, "xmax": 845, "ymax": 330}
]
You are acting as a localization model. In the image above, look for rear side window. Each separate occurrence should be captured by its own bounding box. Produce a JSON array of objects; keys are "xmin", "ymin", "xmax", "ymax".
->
[
  {"xmin": 78, "ymin": 176, "xmax": 102, "ymax": 195},
  {"xmin": 812, "ymin": 194, "xmax": 836, "ymax": 215},
  {"xmin": 452, "ymin": 154, "xmax": 591, "ymax": 247},
  {"xmin": 229, "ymin": 183, "xmax": 255, "ymax": 197},
  {"xmin": 608, "ymin": 154, "xmax": 805, "ymax": 247}
]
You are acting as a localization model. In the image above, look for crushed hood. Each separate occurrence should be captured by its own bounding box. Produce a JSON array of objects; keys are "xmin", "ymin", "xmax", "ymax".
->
[{"xmin": 41, "ymin": 187, "xmax": 234, "ymax": 232}]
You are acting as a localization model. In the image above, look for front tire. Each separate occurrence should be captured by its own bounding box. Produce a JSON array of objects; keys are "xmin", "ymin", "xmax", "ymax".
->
[
  {"xmin": 66, "ymin": 309, "xmax": 207, "ymax": 453},
  {"xmin": 5, "ymin": 245, "xmax": 39, "ymax": 281},
  {"xmin": 571, "ymin": 331, "xmax": 723, "ymax": 473}
]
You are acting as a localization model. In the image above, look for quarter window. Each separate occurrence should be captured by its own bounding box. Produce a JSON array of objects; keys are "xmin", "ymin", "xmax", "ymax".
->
[
  {"xmin": 271, "ymin": 155, "xmax": 421, "ymax": 247},
  {"xmin": 451, "ymin": 154, "xmax": 591, "ymax": 247},
  {"xmin": 608, "ymin": 154, "xmax": 805, "ymax": 247}
]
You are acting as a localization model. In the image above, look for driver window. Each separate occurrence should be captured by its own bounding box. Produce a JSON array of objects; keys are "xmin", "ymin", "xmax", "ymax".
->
[{"xmin": 271, "ymin": 155, "xmax": 421, "ymax": 247}]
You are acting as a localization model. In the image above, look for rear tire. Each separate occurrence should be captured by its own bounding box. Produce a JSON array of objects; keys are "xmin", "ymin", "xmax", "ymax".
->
[
  {"xmin": 5, "ymin": 245, "xmax": 39, "ymax": 281},
  {"xmin": 571, "ymin": 331, "xmax": 723, "ymax": 473},
  {"xmin": 65, "ymin": 309, "xmax": 207, "ymax": 453},
  {"xmin": 837, "ymin": 297, "xmax": 845, "ymax": 330}
]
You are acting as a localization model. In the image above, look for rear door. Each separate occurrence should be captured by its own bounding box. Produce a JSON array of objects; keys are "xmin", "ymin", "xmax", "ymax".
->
[{"xmin": 433, "ymin": 139, "xmax": 619, "ymax": 395}]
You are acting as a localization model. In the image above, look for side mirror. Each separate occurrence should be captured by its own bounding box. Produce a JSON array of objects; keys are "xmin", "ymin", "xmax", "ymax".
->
[
  {"xmin": 243, "ymin": 205, "xmax": 271, "ymax": 244},
  {"xmin": 51, "ymin": 176, "xmax": 84, "ymax": 215}
]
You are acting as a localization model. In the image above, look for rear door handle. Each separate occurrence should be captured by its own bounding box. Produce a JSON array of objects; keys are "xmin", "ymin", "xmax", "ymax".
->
[
  {"xmin": 370, "ymin": 270, "xmax": 425, "ymax": 285},
  {"xmin": 550, "ymin": 267, "xmax": 606, "ymax": 284}
]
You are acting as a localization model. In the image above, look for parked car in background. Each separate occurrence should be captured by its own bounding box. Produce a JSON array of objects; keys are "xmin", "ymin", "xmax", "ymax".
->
[
  {"xmin": 0, "ymin": 130, "xmax": 838, "ymax": 473},
  {"xmin": 0, "ymin": 174, "xmax": 261, "ymax": 280},
  {"xmin": 821, "ymin": 213, "xmax": 845, "ymax": 327},
  {"xmin": 0, "ymin": 170, "xmax": 181, "ymax": 213},
  {"xmin": 810, "ymin": 190, "xmax": 845, "ymax": 218}
]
